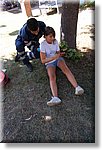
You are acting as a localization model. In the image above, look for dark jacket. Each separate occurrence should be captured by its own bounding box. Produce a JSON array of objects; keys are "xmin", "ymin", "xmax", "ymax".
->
[{"xmin": 15, "ymin": 21, "xmax": 46, "ymax": 48}]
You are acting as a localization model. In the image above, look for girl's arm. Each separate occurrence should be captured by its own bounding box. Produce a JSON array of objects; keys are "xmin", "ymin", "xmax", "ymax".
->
[
  {"xmin": 56, "ymin": 51, "xmax": 60, "ymax": 54},
  {"xmin": 56, "ymin": 51, "xmax": 65, "ymax": 56},
  {"xmin": 40, "ymin": 52, "xmax": 60, "ymax": 64}
]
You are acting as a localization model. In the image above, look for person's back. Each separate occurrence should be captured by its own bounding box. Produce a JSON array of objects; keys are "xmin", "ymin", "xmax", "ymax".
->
[{"xmin": 16, "ymin": 21, "xmax": 45, "ymax": 43}]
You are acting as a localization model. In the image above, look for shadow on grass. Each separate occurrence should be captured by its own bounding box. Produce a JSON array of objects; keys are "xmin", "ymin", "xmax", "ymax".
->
[
  {"xmin": 1, "ymin": 50, "xmax": 95, "ymax": 143},
  {"xmin": 80, "ymin": 24, "xmax": 95, "ymax": 42},
  {"xmin": 6, "ymin": 7, "xmax": 21, "ymax": 14},
  {"xmin": 0, "ymin": 25, "xmax": 7, "ymax": 28},
  {"xmin": 81, "ymin": 24, "xmax": 95, "ymax": 34},
  {"xmin": 9, "ymin": 30, "xmax": 19, "ymax": 36}
]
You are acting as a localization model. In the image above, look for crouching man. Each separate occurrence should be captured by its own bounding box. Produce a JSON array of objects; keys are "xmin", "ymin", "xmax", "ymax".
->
[{"xmin": 15, "ymin": 17, "xmax": 46, "ymax": 72}]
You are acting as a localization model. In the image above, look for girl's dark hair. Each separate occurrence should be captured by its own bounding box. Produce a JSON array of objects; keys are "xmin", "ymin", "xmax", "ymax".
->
[
  {"xmin": 44, "ymin": 26, "xmax": 55, "ymax": 38},
  {"xmin": 27, "ymin": 18, "xmax": 38, "ymax": 31}
]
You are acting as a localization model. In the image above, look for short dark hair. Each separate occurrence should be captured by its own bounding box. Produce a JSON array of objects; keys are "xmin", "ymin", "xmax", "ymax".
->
[
  {"xmin": 44, "ymin": 26, "xmax": 55, "ymax": 38},
  {"xmin": 27, "ymin": 18, "xmax": 38, "ymax": 31}
]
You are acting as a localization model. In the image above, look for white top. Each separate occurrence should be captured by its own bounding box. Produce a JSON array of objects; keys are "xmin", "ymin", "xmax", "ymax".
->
[{"xmin": 40, "ymin": 39, "xmax": 60, "ymax": 65}]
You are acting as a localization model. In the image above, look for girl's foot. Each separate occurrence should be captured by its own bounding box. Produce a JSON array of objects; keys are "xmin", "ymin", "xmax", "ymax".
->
[
  {"xmin": 75, "ymin": 86, "xmax": 84, "ymax": 95},
  {"xmin": 47, "ymin": 97, "xmax": 62, "ymax": 106}
]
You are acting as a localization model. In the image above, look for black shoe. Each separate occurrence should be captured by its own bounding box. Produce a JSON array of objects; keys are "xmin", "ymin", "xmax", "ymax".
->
[
  {"xmin": 15, "ymin": 54, "xmax": 20, "ymax": 62},
  {"xmin": 26, "ymin": 62, "xmax": 33, "ymax": 72}
]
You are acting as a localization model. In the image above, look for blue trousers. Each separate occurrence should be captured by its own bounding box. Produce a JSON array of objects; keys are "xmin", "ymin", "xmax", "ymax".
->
[{"xmin": 15, "ymin": 39, "xmax": 40, "ymax": 65}]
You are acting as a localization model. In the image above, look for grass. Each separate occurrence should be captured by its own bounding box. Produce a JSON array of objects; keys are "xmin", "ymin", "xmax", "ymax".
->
[
  {"xmin": 2, "ymin": 49, "xmax": 95, "ymax": 143},
  {"xmin": 1, "ymin": 6, "xmax": 95, "ymax": 143}
]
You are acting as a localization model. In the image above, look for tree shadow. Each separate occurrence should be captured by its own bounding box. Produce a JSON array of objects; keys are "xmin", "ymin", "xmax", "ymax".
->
[
  {"xmin": 90, "ymin": 35, "xmax": 95, "ymax": 41},
  {"xmin": 1, "ymin": 49, "xmax": 95, "ymax": 143},
  {"xmin": 0, "ymin": 25, "xmax": 7, "ymax": 28},
  {"xmin": 9, "ymin": 30, "xmax": 19, "ymax": 36},
  {"xmin": 81, "ymin": 24, "xmax": 95, "ymax": 34},
  {"xmin": 7, "ymin": 7, "xmax": 21, "ymax": 14},
  {"xmin": 80, "ymin": 24, "xmax": 95, "ymax": 41}
]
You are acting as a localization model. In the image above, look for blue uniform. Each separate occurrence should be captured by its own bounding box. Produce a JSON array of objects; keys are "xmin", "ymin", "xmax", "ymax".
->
[{"xmin": 15, "ymin": 21, "xmax": 46, "ymax": 64}]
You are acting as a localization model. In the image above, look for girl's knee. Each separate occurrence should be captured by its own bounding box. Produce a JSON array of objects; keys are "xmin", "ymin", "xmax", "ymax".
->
[
  {"xmin": 62, "ymin": 66, "xmax": 70, "ymax": 75},
  {"xmin": 48, "ymin": 73, "xmax": 56, "ymax": 82}
]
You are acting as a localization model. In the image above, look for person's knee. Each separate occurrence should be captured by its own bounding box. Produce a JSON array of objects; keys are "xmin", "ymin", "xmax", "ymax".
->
[
  {"xmin": 62, "ymin": 65, "xmax": 70, "ymax": 75},
  {"xmin": 15, "ymin": 40, "xmax": 24, "ymax": 52},
  {"xmin": 48, "ymin": 73, "xmax": 56, "ymax": 82},
  {"xmin": 16, "ymin": 44, "xmax": 24, "ymax": 52},
  {"xmin": 58, "ymin": 61, "xmax": 68, "ymax": 74}
]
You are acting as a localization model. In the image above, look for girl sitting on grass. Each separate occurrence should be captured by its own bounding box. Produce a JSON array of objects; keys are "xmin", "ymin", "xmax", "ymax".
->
[{"xmin": 40, "ymin": 26, "xmax": 84, "ymax": 106}]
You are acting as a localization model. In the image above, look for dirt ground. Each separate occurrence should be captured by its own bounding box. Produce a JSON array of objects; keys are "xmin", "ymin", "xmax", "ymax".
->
[{"xmin": 0, "ymin": 7, "xmax": 95, "ymax": 143}]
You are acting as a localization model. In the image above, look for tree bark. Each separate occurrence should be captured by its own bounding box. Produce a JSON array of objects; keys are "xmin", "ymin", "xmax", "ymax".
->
[{"xmin": 61, "ymin": 1, "xmax": 79, "ymax": 49}]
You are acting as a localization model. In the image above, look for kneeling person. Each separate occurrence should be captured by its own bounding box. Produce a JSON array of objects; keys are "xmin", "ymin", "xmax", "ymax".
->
[{"xmin": 15, "ymin": 17, "xmax": 46, "ymax": 72}]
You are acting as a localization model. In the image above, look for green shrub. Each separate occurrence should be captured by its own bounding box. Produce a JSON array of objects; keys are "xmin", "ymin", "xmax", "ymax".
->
[
  {"xmin": 80, "ymin": 1, "xmax": 95, "ymax": 9},
  {"xmin": 59, "ymin": 41, "xmax": 83, "ymax": 61}
]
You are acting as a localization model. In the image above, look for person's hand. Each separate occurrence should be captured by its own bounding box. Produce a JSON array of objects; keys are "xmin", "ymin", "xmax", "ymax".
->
[
  {"xmin": 54, "ymin": 53, "xmax": 60, "ymax": 60},
  {"xmin": 60, "ymin": 52, "xmax": 65, "ymax": 56}
]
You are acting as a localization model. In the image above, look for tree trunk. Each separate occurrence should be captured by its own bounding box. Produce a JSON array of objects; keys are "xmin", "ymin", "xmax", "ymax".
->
[{"xmin": 61, "ymin": 1, "xmax": 79, "ymax": 49}]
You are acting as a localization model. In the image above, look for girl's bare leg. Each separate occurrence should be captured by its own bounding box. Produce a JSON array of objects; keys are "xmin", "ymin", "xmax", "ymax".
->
[
  {"xmin": 58, "ymin": 60, "xmax": 78, "ymax": 88},
  {"xmin": 47, "ymin": 67, "xmax": 58, "ymax": 97}
]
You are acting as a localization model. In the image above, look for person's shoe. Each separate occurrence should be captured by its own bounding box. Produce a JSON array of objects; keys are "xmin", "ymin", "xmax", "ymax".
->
[
  {"xmin": 47, "ymin": 97, "xmax": 62, "ymax": 106},
  {"xmin": 15, "ymin": 54, "xmax": 20, "ymax": 62},
  {"xmin": 26, "ymin": 62, "xmax": 33, "ymax": 72},
  {"xmin": 75, "ymin": 86, "xmax": 84, "ymax": 95}
]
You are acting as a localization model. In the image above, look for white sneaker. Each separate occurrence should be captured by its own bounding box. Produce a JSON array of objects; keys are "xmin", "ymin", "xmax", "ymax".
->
[
  {"xmin": 47, "ymin": 97, "xmax": 62, "ymax": 106},
  {"xmin": 75, "ymin": 86, "xmax": 84, "ymax": 95}
]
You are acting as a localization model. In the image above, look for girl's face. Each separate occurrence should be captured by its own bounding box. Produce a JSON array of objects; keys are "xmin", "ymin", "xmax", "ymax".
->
[{"xmin": 45, "ymin": 34, "xmax": 55, "ymax": 44}]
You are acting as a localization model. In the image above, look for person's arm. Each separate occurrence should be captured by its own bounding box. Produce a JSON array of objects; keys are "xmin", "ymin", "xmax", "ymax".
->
[
  {"xmin": 56, "ymin": 41, "xmax": 65, "ymax": 56},
  {"xmin": 40, "ymin": 52, "xmax": 60, "ymax": 64},
  {"xmin": 56, "ymin": 51, "xmax": 60, "ymax": 54}
]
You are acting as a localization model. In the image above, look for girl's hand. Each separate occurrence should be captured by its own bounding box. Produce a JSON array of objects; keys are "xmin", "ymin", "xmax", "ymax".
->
[
  {"xmin": 60, "ymin": 52, "xmax": 65, "ymax": 56},
  {"xmin": 54, "ymin": 53, "xmax": 60, "ymax": 59}
]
